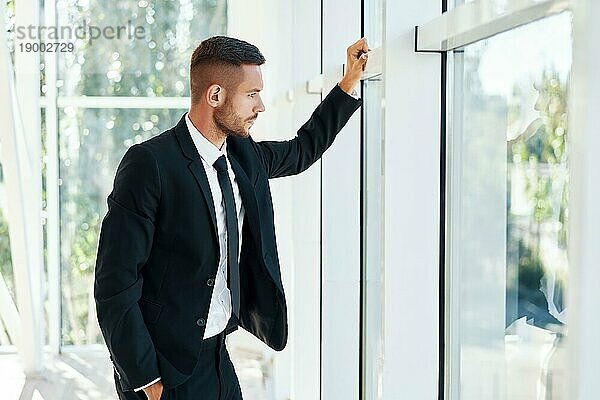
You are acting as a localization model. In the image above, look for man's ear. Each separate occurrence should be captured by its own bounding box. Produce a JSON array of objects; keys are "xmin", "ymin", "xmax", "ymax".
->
[{"xmin": 206, "ymin": 84, "xmax": 224, "ymax": 107}]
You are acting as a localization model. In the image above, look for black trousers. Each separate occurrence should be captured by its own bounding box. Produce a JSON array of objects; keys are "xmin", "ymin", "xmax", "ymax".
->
[{"xmin": 114, "ymin": 330, "xmax": 243, "ymax": 400}]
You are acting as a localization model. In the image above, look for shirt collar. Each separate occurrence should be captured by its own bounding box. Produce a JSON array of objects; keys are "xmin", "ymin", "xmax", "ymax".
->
[{"xmin": 185, "ymin": 112, "xmax": 227, "ymax": 166}]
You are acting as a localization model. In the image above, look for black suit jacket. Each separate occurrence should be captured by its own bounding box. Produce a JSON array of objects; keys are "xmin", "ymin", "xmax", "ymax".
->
[{"xmin": 94, "ymin": 84, "xmax": 361, "ymax": 391}]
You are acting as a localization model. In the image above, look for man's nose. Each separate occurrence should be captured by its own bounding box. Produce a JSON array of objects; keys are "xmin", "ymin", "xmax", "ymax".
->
[{"xmin": 256, "ymin": 97, "xmax": 265, "ymax": 113}]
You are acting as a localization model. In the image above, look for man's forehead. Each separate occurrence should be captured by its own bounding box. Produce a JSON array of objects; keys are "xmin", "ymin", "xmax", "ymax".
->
[{"xmin": 239, "ymin": 64, "xmax": 263, "ymax": 89}]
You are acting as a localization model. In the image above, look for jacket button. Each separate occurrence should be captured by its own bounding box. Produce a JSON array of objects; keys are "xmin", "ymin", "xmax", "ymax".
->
[
  {"xmin": 196, "ymin": 318, "xmax": 206, "ymax": 327},
  {"xmin": 206, "ymin": 278, "xmax": 215, "ymax": 287}
]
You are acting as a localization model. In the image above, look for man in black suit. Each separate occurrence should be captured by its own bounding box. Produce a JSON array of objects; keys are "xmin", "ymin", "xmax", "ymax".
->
[{"xmin": 94, "ymin": 35, "xmax": 368, "ymax": 400}]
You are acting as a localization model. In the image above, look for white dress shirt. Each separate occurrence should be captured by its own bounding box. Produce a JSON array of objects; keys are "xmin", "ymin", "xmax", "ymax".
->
[{"xmin": 134, "ymin": 113, "xmax": 245, "ymax": 392}]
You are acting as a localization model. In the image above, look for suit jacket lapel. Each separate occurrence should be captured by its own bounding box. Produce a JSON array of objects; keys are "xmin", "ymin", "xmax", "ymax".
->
[
  {"xmin": 174, "ymin": 114, "xmax": 218, "ymax": 242},
  {"xmin": 227, "ymin": 150, "xmax": 261, "ymax": 249},
  {"xmin": 188, "ymin": 159, "xmax": 218, "ymax": 241}
]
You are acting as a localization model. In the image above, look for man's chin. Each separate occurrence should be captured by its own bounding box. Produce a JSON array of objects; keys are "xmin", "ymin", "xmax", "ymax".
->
[{"xmin": 229, "ymin": 130, "xmax": 250, "ymax": 138}]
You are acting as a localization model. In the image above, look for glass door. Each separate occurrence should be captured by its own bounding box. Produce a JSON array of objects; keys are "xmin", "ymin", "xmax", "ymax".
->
[{"xmin": 445, "ymin": 8, "xmax": 571, "ymax": 400}]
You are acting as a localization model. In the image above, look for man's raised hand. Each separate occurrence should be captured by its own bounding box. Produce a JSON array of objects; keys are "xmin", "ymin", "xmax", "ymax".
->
[{"xmin": 339, "ymin": 37, "xmax": 369, "ymax": 95}]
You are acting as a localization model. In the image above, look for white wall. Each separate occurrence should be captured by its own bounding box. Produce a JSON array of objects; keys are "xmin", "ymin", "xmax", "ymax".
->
[
  {"xmin": 383, "ymin": 1, "xmax": 442, "ymax": 399},
  {"xmin": 287, "ymin": 0, "xmax": 324, "ymax": 399},
  {"xmin": 321, "ymin": 0, "xmax": 362, "ymax": 399}
]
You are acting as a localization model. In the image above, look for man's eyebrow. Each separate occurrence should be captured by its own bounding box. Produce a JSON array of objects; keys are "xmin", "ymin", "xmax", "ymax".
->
[{"xmin": 246, "ymin": 88, "xmax": 262, "ymax": 93}]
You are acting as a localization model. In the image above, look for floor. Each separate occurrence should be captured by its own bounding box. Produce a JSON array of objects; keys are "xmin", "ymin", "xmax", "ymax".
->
[{"xmin": 1, "ymin": 332, "xmax": 271, "ymax": 400}]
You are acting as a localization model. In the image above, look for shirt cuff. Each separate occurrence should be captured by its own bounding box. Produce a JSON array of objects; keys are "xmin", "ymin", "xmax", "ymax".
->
[{"xmin": 134, "ymin": 377, "xmax": 161, "ymax": 392}]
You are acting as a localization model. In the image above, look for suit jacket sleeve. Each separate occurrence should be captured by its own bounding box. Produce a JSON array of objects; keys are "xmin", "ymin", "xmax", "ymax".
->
[
  {"xmin": 252, "ymin": 83, "xmax": 362, "ymax": 179},
  {"xmin": 94, "ymin": 143, "xmax": 162, "ymax": 391}
]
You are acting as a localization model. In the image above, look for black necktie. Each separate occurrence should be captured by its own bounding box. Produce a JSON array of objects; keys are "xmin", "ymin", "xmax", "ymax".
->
[{"xmin": 213, "ymin": 155, "xmax": 240, "ymax": 320}]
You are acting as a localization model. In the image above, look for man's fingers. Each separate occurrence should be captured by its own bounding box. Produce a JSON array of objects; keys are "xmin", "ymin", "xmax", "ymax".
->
[
  {"xmin": 347, "ymin": 38, "xmax": 370, "ymax": 67},
  {"xmin": 351, "ymin": 37, "xmax": 366, "ymax": 48},
  {"xmin": 359, "ymin": 53, "xmax": 368, "ymax": 70},
  {"xmin": 348, "ymin": 37, "xmax": 367, "ymax": 54}
]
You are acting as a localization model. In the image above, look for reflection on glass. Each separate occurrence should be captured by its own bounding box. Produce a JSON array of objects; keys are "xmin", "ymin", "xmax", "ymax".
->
[
  {"xmin": 55, "ymin": 1, "xmax": 227, "ymax": 97},
  {"xmin": 59, "ymin": 108, "xmax": 187, "ymax": 345},
  {"xmin": 447, "ymin": 12, "xmax": 571, "ymax": 400}
]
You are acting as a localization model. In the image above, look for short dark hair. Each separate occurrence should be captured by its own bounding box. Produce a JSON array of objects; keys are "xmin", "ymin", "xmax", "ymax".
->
[{"xmin": 190, "ymin": 36, "xmax": 265, "ymax": 104}]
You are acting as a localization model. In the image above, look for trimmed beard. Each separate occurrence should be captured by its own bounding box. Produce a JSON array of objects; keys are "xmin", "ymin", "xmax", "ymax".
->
[{"xmin": 213, "ymin": 97, "xmax": 249, "ymax": 138}]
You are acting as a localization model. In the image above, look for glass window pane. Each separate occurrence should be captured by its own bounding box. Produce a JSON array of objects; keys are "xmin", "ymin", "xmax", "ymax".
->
[
  {"xmin": 56, "ymin": 1, "xmax": 227, "ymax": 97},
  {"xmin": 59, "ymin": 107, "xmax": 187, "ymax": 345},
  {"xmin": 447, "ymin": 12, "xmax": 571, "ymax": 399},
  {"xmin": 4, "ymin": 0, "xmax": 15, "ymax": 66},
  {"xmin": 0, "ymin": 162, "xmax": 16, "ymax": 347}
]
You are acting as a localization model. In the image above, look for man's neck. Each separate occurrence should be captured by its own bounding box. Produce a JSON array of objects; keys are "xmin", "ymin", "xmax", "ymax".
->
[{"xmin": 187, "ymin": 110, "xmax": 226, "ymax": 150}]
